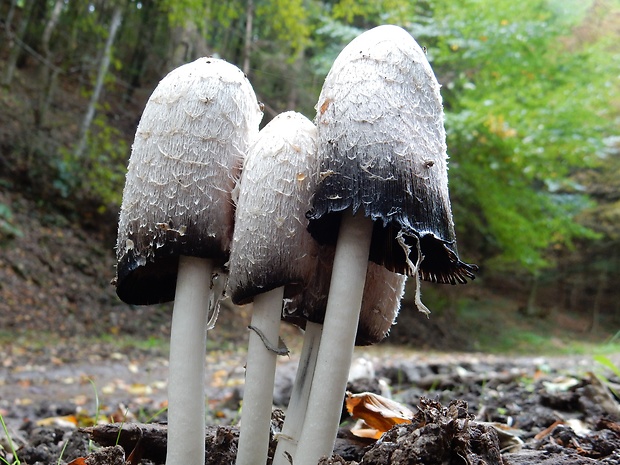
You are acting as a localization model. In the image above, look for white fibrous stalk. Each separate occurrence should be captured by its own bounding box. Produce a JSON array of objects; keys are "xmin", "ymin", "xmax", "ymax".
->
[
  {"xmin": 284, "ymin": 247, "xmax": 407, "ymax": 345},
  {"xmin": 356, "ymin": 263, "xmax": 407, "ymax": 345}
]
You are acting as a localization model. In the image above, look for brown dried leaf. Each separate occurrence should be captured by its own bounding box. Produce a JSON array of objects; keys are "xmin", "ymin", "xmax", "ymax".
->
[
  {"xmin": 36, "ymin": 414, "xmax": 79, "ymax": 427},
  {"xmin": 66, "ymin": 458, "xmax": 87, "ymax": 465},
  {"xmin": 346, "ymin": 391, "xmax": 413, "ymax": 437}
]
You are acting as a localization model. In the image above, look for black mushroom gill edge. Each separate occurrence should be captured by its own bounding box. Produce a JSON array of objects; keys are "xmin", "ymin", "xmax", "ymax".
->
[
  {"xmin": 115, "ymin": 230, "xmax": 229, "ymax": 305},
  {"xmin": 306, "ymin": 207, "xmax": 478, "ymax": 286}
]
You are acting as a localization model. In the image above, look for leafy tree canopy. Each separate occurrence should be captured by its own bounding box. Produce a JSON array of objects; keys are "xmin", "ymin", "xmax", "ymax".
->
[{"xmin": 407, "ymin": 0, "xmax": 619, "ymax": 272}]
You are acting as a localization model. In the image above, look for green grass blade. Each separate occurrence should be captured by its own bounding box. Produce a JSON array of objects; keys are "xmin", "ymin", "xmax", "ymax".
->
[
  {"xmin": 594, "ymin": 355, "xmax": 620, "ymax": 378},
  {"xmin": 0, "ymin": 413, "xmax": 20, "ymax": 465}
]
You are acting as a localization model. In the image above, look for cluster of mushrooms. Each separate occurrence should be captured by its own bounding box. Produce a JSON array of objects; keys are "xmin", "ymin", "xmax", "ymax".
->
[{"xmin": 114, "ymin": 25, "xmax": 476, "ymax": 465}]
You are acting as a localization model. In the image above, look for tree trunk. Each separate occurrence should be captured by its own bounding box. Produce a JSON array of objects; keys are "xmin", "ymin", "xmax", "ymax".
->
[
  {"xmin": 169, "ymin": 20, "xmax": 209, "ymax": 71},
  {"xmin": 4, "ymin": 0, "xmax": 18, "ymax": 38},
  {"xmin": 122, "ymin": 0, "xmax": 159, "ymax": 102},
  {"xmin": 242, "ymin": 0, "xmax": 254, "ymax": 76},
  {"xmin": 590, "ymin": 269, "xmax": 607, "ymax": 334},
  {"xmin": 568, "ymin": 273, "xmax": 582, "ymax": 312},
  {"xmin": 286, "ymin": 53, "xmax": 304, "ymax": 110},
  {"xmin": 74, "ymin": 5, "xmax": 123, "ymax": 159},
  {"xmin": 34, "ymin": 0, "xmax": 63, "ymax": 127},
  {"xmin": 525, "ymin": 274, "xmax": 539, "ymax": 317},
  {"xmin": 18, "ymin": 0, "xmax": 47, "ymax": 68},
  {"xmin": 3, "ymin": 0, "xmax": 35, "ymax": 87}
]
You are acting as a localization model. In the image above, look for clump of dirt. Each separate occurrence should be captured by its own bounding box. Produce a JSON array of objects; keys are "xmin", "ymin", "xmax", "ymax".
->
[
  {"xmin": 83, "ymin": 423, "xmax": 241, "ymax": 465},
  {"xmin": 16, "ymin": 428, "xmax": 91, "ymax": 465},
  {"xmin": 358, "ymin": 398, "xmax": 502, "ymax": 465}
]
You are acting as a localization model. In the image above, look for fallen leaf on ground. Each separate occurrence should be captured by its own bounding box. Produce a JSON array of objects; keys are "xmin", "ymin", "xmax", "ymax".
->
[
  {"xmin": 346, "ymin": 391, "xmax": 413, "ymax": 439},
  {"xmin": 67, "ymin": 457, "xmax": 87, "ymax": 465},
  {"xmin": 37, "ymin": 414, "xmax": 78, "ymax": 428}
]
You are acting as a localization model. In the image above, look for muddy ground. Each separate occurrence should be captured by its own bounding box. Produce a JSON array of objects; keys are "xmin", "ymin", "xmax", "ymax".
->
[{"xmin": 1, "ymin": 338, "xmax": 619, "ymax": 465}]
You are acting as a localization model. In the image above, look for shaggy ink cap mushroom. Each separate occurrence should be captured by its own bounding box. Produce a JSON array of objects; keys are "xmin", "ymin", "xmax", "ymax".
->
[
  {"xmin": 283, "ymin": 249, "xmax": 406, "ymax": 346},
  {"xmin": 274, "ymin": 256, "xmax": 405, "ymax": 465},
  {"xmin": 293, "ymin": 27, "xmax": 476, "ymax": 465},
  {"xmin": 308, "ymin": 25, "xmax": 477, "ymax": 284},
  {"xmin": 227, "ymin": 111, "xmax": 319, "ymax": 465},
  {"xmin": 115, "ymin": 57, "xmax": 263, "ymax": 305},
  {"xmin": 227, "ymin": 111, "xmax": 319, "ymax": 305}
]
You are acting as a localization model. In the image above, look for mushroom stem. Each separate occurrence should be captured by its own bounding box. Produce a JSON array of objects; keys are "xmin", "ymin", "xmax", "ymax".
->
[
  {"xmin": 294, "ymin": 213, "xmax": 373, "ymax": 465},
  {"xmin": 166, "ymin": 255, "xmax": 213, "ymax": 465},
  {"xmin": 235, "ymin": 285, "xmax": 285, "ymax": 465},
  {"xmin": 272, "ymin": 321, "xmax": 323, "ymax": 465}
]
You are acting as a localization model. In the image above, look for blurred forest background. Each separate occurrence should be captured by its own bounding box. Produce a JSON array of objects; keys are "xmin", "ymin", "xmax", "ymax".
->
[{"xmin": 0, "ymin": 0, "xmax": 619, "ymax": 352}]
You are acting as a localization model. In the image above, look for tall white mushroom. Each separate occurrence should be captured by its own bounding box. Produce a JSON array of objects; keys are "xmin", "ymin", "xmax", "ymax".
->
[
  {"xmin": 115, "ymin": 57, "xmax": 262, "ymax": 465},
  {"xmin": 293, "ymin": 25, "xmax": 477, "ymax": 465},
  {"xmin": 226, "ymin": 111, "xmax": 319, "ymax": 465},
  {"xmin": 272, "ymin": 258, "xmax": 406, "ymax": 465}
]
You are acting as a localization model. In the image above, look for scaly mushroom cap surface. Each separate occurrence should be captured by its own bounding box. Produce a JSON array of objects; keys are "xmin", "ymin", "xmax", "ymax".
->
[
  {"xmin": 283, "ymin": 245, "xmax": 407, "ymax": 346},
  {"xmin": 227, "ymin": 111, "xmax": 319, "ymax": 305},
  {"xmin": 115, "ymin": 57, "xmax": 263, "ymax": 305},
  {"xmin": 307, "ymin": 25, "xmax": 476, "ymax": 284}
]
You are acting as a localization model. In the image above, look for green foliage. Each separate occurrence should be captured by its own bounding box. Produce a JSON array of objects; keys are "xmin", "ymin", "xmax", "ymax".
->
[
  {"xmin": 3, "ymin": 0, "xmax": 619, "ymax": 279},
  {"xmin": 0, "ymin": 203, "xmax": 23, "ymax": 242},
  {"xmin": 595, "ymin": 354, "xmax": 620, "ymax": 379},
  {"xmin": 0, "ymin": 413, "xmax": 20, "ymax": 465},
  {"xmin": 56, "ymin": 440, "xmax": 69, "ymax": 465},
  {"xmin": 454, "ymin": 296, "xmax": 620, "ymax": 355},
  {"xmin": 593, "ymin": 352, "xmax": 620, "ymax": 398},
  {"xmin": 163, "ymin": 0, "xmax": 211, "ymax": 27},
  {"xmin": 256, "ymin": 0, "xmax": 312, "ymax": 58},
  {"xmin": 305, "ymin": 0, "xmax": 618, "ymax": 272},
  {"xmin": 309, "ymin": 17, "xmax": 363, "ymax": 76},
  {"xmin": 330, "ymin": 0, "xmax": 417, "ymax": 25},
  {"xmin": 410, "ymin": 0, "xmax": 619, "ymax": 272},
  {"xmin": 56, "ymin": 114, "xmax": 127, "ymax": 210}
]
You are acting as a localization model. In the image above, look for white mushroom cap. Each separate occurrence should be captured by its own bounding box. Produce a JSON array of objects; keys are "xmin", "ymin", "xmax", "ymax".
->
[
  {"xmin": 115, "ymin": 58, "xmax": 263, "ymax": 304},
  {"xmin": 307, "ymin": 25, "xmax": 476, "ymax": 284},
  {"xmin": 227, "ymin": 111, "xmax": 319, "ymax": 305}
]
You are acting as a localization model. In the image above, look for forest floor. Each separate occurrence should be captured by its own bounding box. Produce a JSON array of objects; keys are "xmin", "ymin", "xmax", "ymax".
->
[
  {"xmin": 1, "ymin": 336, "xmax": 620, "ymax": 465},
  {"xmin": 1, "ymin": 188, "xmax": 620, "ymax": 464}
]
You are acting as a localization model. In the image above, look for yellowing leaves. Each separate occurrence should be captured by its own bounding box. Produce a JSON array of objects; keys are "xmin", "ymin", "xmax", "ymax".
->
[
  {"xmin": 485, "ymin": 114, "xmax": 517, "ymax": 139},
  {"xmin": 255, "ymin": 0, "xmax": 311, "ymax": 57}
]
